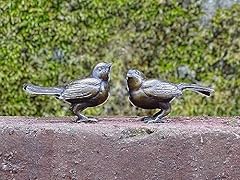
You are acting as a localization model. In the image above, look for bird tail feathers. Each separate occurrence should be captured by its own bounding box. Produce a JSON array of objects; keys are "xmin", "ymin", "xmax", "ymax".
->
[
  {"xmin": 177, "ymin": 83, "xmax": 214, "ymax": 97},
  {"xmin": 23, "ymin": 84, "xmax": 63, "ymax": 95}
]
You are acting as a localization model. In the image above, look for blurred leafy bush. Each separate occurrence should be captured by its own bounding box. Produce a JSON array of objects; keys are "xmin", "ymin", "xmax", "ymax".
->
[{"xmin": 0, "ymin": 0, "xmax": 239, "ymax": 117}]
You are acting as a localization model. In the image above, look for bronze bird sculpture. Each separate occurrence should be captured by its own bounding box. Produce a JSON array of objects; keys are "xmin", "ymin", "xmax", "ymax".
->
[
  {"xmin": 126, "ymin": 69, "xmax": 214, "ymax": 123},
  {"xmin": 23, "ymin": 62, "xmax": 112, "ymax": 123}
]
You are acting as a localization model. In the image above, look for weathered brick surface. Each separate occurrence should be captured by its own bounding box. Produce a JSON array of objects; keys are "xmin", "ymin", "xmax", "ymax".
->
[{"xmin": 0, "ymin": 116, "xmax": 240, "ymax": 180}]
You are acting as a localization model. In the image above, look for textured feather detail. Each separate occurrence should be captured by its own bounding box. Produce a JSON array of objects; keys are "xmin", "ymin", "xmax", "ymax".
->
[
  {"xmin": 142, "ymin": 80, "xmax": 182, "ymax": 99},
  {"xmin": 23, "ymin": 84, "xmax": 63, "ymax": 95},
  {"xmin": 177, "ymin": 83, "xmax": 214, "ymax": 96},
  {"xmin": 60, "ymin": 78, "xmax": 101, "ymax": 100}
]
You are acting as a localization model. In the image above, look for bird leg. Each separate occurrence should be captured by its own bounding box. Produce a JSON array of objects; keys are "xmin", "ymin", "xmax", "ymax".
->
[
  {"xmin": 141, "ymin": 109, "xmax": 163, "ymax": 122},
  {"xmin": 153, "ymin": 110, "xmax": 164, "ymax": 117},
  {"xmin": 146, "ymin": 104, "xmax": 171, "ymax": 123},
  {"xmin": 71, "ymin": 104, "xmax": 98, "ymax": 123}
]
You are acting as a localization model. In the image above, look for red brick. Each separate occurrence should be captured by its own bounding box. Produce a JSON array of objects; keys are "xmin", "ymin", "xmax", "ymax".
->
[{"xmin": 0, "ymin": 116, "xmax": 239, "ymax": 180}]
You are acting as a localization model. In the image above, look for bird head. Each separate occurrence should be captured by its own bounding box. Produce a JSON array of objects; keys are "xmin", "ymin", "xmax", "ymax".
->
[
  {"xmin": 92, "ymin": 62, "xmax": 112, "ymax": 81},
  {"xmin": 126, "ymin": 69, "xmax": 145, "ymax": 90}
]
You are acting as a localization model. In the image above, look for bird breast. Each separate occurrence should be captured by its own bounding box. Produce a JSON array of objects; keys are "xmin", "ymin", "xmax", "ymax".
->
[
  {"xmin": 129, "ymin": 89, "xmax": 160, "ymax": 109},
  {"xmin": 94, "ymin": 81, "xmax": 109, "ymax": 105}
]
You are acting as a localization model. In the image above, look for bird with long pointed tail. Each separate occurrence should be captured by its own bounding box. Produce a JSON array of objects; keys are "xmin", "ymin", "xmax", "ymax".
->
[
  {"xmin": 126, "ymin": 69, "xmax": 214, "ymax": 123},
  {"xmin": 23, "ymin": 62, "xmax": 112, "ymax": 123}
]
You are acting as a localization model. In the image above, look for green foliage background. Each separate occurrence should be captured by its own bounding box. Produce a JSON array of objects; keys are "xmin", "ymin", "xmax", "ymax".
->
[{"xmin": 0, "ymin": 0, "xmax": 239, "ymax": 117}]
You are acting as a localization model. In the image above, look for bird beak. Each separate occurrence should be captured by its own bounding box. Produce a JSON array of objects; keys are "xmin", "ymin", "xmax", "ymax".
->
[
  {"xmin": 126, "ymin": 72, "xmax": 133, "ymax": 79},
  {"xmin": 107, "ymin": 63, "xmax": 112, "ymax": 70}
]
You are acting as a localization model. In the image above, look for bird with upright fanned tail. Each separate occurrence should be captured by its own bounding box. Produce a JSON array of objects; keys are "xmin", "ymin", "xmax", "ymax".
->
[
  {"xmin": 126, "ymin": 69, "xmax": 214, "ymax": 123},
  {"xmin": 23, "ymin": 62, "xmax": 112, "ymax": 123}
]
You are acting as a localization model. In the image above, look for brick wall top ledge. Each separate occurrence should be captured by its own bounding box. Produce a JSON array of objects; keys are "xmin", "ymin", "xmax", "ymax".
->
[{"xmin": 0, "ymin": 116, "xmax": 240, "ymax": 180}]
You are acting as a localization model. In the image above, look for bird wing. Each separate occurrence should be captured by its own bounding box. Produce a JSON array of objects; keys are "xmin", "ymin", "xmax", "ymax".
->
[
  {"xmin": 142, "ymin": 79, "xmax": 182, "ymax": 99},
  {"xmin": 61, "ymin": 78, "xmax": 101, "ymax": 100}
]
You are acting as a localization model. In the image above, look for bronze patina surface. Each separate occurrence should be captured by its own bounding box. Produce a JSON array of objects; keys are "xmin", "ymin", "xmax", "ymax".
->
[
  {"xmin": 23, "ymin": 62, "xmax": 112, "ymax": 123},
  {"xmin": 126, "ymin": 69, "xmax": 214, "ymax": 123}
]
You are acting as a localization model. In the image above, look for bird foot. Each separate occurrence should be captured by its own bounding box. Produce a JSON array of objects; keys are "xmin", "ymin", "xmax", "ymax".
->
[
  {"xmin": 145, "ymin": 117, "xmax": 168, "ymax": 124},
  {"xmin": 141, "ymin": 116, "xmax": 154, "ymax": 123},
  {"xmin": 75, "ymin": 117, "xmax": 98, "ymax": 123},
  {"xmin": 87, "ymin": 118, "xmax": 98, "ymax": 123}
]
